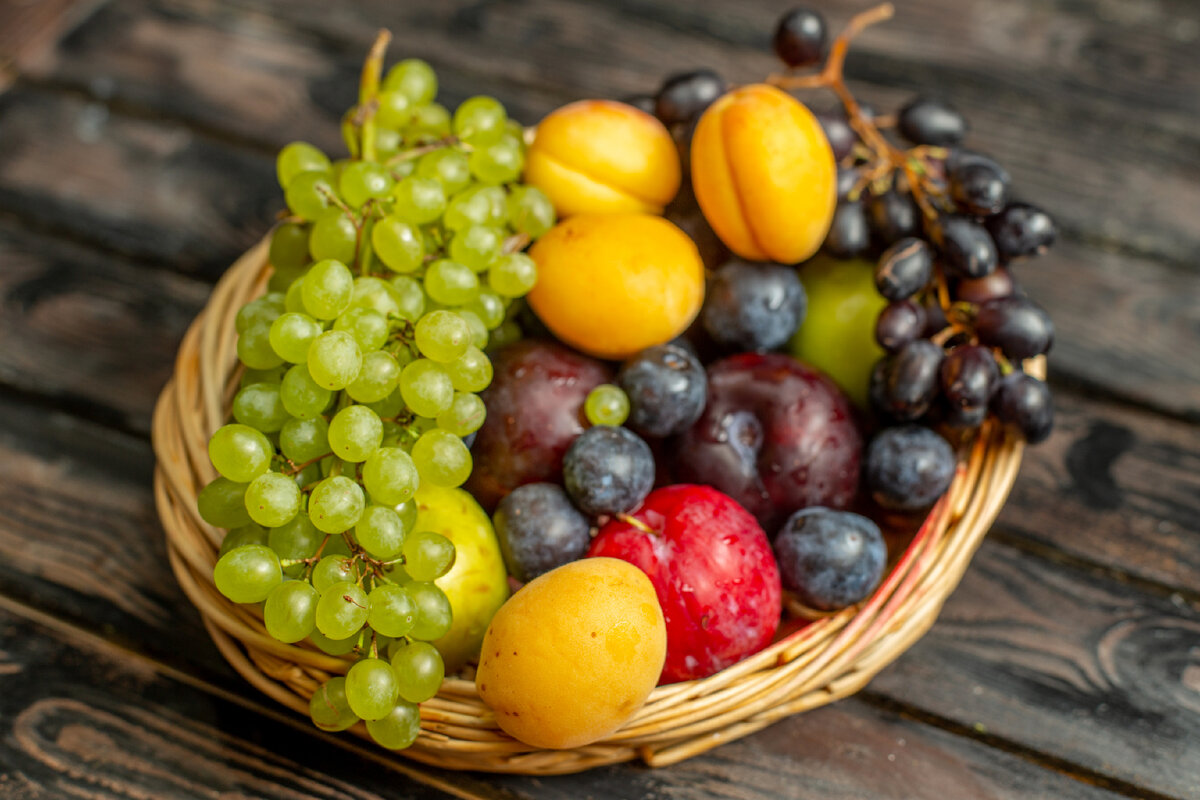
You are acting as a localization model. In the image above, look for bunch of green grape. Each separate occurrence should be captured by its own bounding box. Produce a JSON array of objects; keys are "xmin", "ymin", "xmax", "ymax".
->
[{"xmin": 198, "ymin": 46, "xmax": 555, "ymax": 751}]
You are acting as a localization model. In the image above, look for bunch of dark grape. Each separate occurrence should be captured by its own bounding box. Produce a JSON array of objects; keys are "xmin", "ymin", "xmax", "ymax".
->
[{"xmin": 197, "ymin": 32, "xmax": 555, "ymax": 750}]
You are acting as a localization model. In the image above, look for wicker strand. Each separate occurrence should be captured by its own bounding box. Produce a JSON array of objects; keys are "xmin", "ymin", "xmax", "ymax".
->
[{"xmin": 151, "ymin": 240, "xmax": 1036, "ymax": 775}]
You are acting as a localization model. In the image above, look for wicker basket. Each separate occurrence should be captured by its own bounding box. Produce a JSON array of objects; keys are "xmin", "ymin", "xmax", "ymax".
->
[{"xmin": 152, "ymin": 237, "xmax": 1037, "ymax": 775}]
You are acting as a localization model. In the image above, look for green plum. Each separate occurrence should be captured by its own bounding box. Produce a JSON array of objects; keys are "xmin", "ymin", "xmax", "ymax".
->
[
  {"xmin": 789, "ymin": 256, "xmax": 886, "ymax": 409},
  {"xmin": 413, "ymin": 482, "xmax": 509, "ymax": 672}
]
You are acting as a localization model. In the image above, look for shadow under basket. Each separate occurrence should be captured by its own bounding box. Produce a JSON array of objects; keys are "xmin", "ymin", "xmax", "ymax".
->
[{"xmin": 152, "ymin": 238, "xmax": 1040, "ymax": 775}]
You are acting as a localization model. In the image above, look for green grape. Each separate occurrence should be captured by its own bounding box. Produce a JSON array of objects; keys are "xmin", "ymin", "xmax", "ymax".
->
[
  {"xmin": 232, "ymin": 382, "xmax": 289, "ymax": 433},
  {"xmin": 446, "ymin": 345, "xmax": 492, "ymax": 393},
  {"xmin": 390, "ymin": 640, "xmax": 445, "ymax": 703},
  {"xmin": 292, "ymin": 461, "xmax": 323, "ymax": 490},
  {"xmin": 366, "ymin": 582, "xmax": 417, "ymax": 637},
  {"xmin": 198, "ymin": 477, "xmax": 252, "ymax": 528},
  {"xmin": 333, "ymin": 307, "xmax": 389, "ymax": 352},
  {"xmin": 310, "ymin": 676, "xmax": 359, "ymax": 731},
  {"xmin": 345, "ymin": 657, "xmax": 399, "ymax": 721},
  {"xmin": 285, "ymin": 170, "xmax": 338, "ymax": 221},
  {"xmin": 375, "ymin": 90, "xmax": 412, "ymax": 129},
  {"xmin": 375, "ymin": 126, "xmax": 403, "ymax": 160},
  {"xmin": 456, "ymin": 310, "xmax": 488, "ymax": 349},
  {"xmin": 408, "ymin": 103, "xmax": 451, "ymax": 137},
  {"xmin": 399, "ymin": 359, "xmax": 454, "ymax": 418},
  {"xmin": 415, "ymin": 148, "xmax": 470, "ymax": 195},
  {"xmin": 413, "ymin": 310, "xmax": 469, "ymax": 363},
  {"xmin": 436, "ymin": 392, "xmax": 486, "ymax": 436},
  {"xmin": 402, "ymin": 531, "xmax": 456, "ymax": 581},
  {"xmin": 270, "ymin": 263, "xmax": 306, "ymax": 293},
  {"xmin": 312, "ymin": 554, "xmax": 358, "ymax": 593},
  {"xmin": 361, "ymin": 447, "xmax": 419, "ymax": 506},
  {"xmin": 284, "ymin": 274, "xmax": 307, "ymax": 313},
  {"xmin": 308, "ymin": 475, "xmax": 366, "ymax": 533},
  {"xmin": 240, "ymin": 364, "xmax": 288, "ymax": 390},
  {"xmin": 453, "ymin": 96, "xmax": 507, "ymax": 146},
  {"xmin": 315, "ymin": 580, "xmax": 370, "ymax": 641},
  {"xmin": 268, "ymin": 511, "xmax": 323, "ymax": 576},
  {"xmin": 218, "ymin": 523, "xmax": 267, "ymax": 556},
  {"xmin": 208, "ymin": 423, "xmax": 273, "ymax": 483},
  {"xmin": 392, "ymin": 177, "xmax": 446, "ymax": 225},
  {"xmin": 307, "ymin": 330, "xmax": 363, "ymax": 391},
  {"xmin": 406, "ymin": 581, "xmax": 453, "ymax": 641},
  {"xmin": 585, "ymin": 383, "xmax": 630, "ymax": 427},
  {"xmin": 371, "ymin": 216, "xmax": 424, "ymax": 273},
  {"xmin": 301, "ymin": 259, "xmax": 355, "ymax": 321},
  {"xmin": 448, "ymin": 225, "xmax": 503, "ymax": 272},
  {"xmin": 264, "ymin": 580, "xmax": 319, "ymax": 642},
  {"xmin": 365, "ymin": 387, "xmax": 406, "ymax": 420},
  {"xmin": 425, "ymin": 259, "xmax": 479, "ymax": 306},
  {"xmin": 356, "ymin": 505, "xmax": 408, "ymax": 560},
  {"xmin": 277, "ymin": 142, "xmax": 331, "ymax": 189},
  {"xmin": 339, "ymin": 161, "xmax": 395, "ymax": 208},
  {"xmin": 488, "ymin": 252, "xmax": 538, "ymax": 297},
  {"xmin": 348, "ymin": 276, "xmax": 399, "ymax": 316},
  {"xmin": 308, "ymin": 212, "xmax": 358, "ymax": 264},
  {"xmin": 238, "ymin": 321, "xmax": 285, "ymax": 370},
  {"xmin": 410, "ymin": 429, "xmax": 472, "ymax": 488},
  {"xmin": 442, "ymin": 186, "xmax": 491, "ymax": 232},
  {"xmin": 269, "ymin": 312, "xmax": 322, "ymax": 365},
  {"xmin": 328, "ymin": 405, "xmax": 384, "ymax": 463},
  {"xmin": 468, "ymin": 135, "xmax": 524, "ymax": 184},
  {"xmin": 365, "ymin": 701, "xmax": 420, "ymax": 750},
  {"xmin": 380, "ymin": 420, "xmax": 403, "ymax": 448},
  {"xmin": 213, "ymin": 544, "xmax": 282, "ymax": 604},
  {"xmin": 486, "ymin": 319, "xmax": 523, "ymax": 352},
  {"xmin": 507, "ymin": 185, "xmax": 556, "ymax": 239},
  {"xmin": 309, "ymin": 627, "xmax": 359, "ymax": 656},
  {"xmin": 465, "ymin": 288, "xmax": 507, "ymax": 330},
  {"xmin": 347, "ymin": 351, "xmax": 402, "ymax": 404},
  {"xmin": 236, "ymin": 294, "xmax": 286, "ymax": 334},
  {"xmin": 389, "ymin": 275, "xmax": 426, "ymax": 321},
  {"xmin": 280, "ymin": 364, "xmax": 334, "ymax": 419},
  {"xmin": 383, "ymin": 59, "xmax": 437, "ymax": 105},
  {"xmin": 244, "ymin": 471, "xmax": 302, "ymax": 528}
]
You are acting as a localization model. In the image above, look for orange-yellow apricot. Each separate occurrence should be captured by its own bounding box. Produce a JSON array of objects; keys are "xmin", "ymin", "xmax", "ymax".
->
[
  {"xmin": 525, "ymin": 100, "xmax": 681, "ymax": 217},
  {"xmin": 690, "ymin": 84, "xmax": 836, "ymax": 263},
  {"xmin": 528, "ymin": 213, "xmax": 705, "ymax": 360}
]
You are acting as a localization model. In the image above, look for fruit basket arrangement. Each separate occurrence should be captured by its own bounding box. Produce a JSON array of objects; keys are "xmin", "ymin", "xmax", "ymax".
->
[{"xmin": 153, "ymin": 4, "xmax": 1056, "ymax": 775}]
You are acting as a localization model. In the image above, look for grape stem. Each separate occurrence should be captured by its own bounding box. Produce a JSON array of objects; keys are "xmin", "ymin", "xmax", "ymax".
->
[
  {"xmin": 282, "ymin": 452, "xmax": 333, "ymax": 476},
  {"xmin": 355, "ymin": 30, "xmax": 392, "ymax": 163},
  {"xmin": 502, "ymin": 232, "xmax": 531, "ymax": 255},
  {"xmin": 385, "ymin": 135, "xmax": 460, "ymax": 167}
]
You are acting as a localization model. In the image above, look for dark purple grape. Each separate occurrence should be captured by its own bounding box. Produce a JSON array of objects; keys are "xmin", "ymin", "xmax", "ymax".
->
[
  {"xmin": 493, "ymin": 483, "xmax": 591, "ymax": 582},
  {"xmin": 869, "ymin": 339, "xmax": 943, "ymax": 421},
  {"xmin": 875, "ymin": 237, "xmax": 933, "ymax": 300},
  {"xmin": 836, "ymin": 167, "xmax": 860, "ymax": 200},
  {"xmin": 947, "ymin": 149, "xmax": 1011, "ymax": 186},
  {"xmin": 655, "ymin": 69, "xmax": 725, "ymax": 126},
  {"xmin": 974, "ymin": 296, "xmax": 1054, "ymax": 360},
  {"xmin": 992, "ymin": 371, "xmax": 1054, "ymax": 443},
  {"xmin": 865, "ymin": 425, "xmax": 956, "ymax": 511},
  {"xmin": 562, "ymin": 426, "xmax": 655, "ymax": 517},
  {"xmin": 773, "ymin": 507, "xmax": 886, "ymax": 611},
  {"xmin": 620, "ymin": 94, "xmax": 658, "ymax": 115},
  {"xmin": 938, "ymin": 400, "xmax": 988, "ymax": 430},
  {"xmin": 986, "ymin": 202, "xmax": 1057, "ymax": 261},
  {"xmin": 823, "ymin": 201, "xmax": 870, "ymax": 258},
  {"xmin": 867, "ymin": 190, "xmax": 921, "ymax": 247},
  {"xmin": 702, "ymin": 261, "xmax": 807, "ymax": 352},
  {"xmin": 940, "ymin": 344, "xmax": 999, "ymax": 411},
  {"xmin": 618, "ymin": 344, "xmax": 707, "ymax": 438},
  {"xmin": 933, "ymin": 215, "xmax": 998, "ymax": 278},
  {"xmin": 922, "ymin": 295, "xmax": 949, "ymax": 337},
  {"xmin": 816, "ymin": 111, "xmax": 856, "ymax": 161},
  {"xmin": 897, "ymin": 96, "xmax": 968, "ymax": 147},
  {"xmin": 955, "ymin": 268, "xmax": 1015, "ymax": 305},
  {"xmin": 950, "ymin": 162, "xmax": 1009, "ymax": 216},
  {"xmin": 876, "ymin": 300, "xmax": 927, "ymax": 352},
  {"xmin": 773, "ymin": 8, "xmax": 828, "ymax": 67}
]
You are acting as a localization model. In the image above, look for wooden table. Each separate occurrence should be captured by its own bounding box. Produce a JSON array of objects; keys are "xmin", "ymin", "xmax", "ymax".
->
[{"xmin": 1, "ymin": 0, "xmax": 1198, "ymax": 797}]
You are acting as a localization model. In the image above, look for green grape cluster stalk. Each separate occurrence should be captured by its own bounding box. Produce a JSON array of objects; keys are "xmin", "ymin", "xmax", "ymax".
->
[{"xmin": 198, "ymin": 31, "xmax": 556, "ymax": 750}]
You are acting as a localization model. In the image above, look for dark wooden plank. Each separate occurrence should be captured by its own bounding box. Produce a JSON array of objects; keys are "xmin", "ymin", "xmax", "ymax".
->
[
  {"xmin": 0, "ymin": 0, "xmax": 103, "ymax": 90},
  {"xmin": 870, "ymin": 538, "xmax": 1200, "ymax": 799},
  {"xmin": 0, "ymin": 85, "xmax": 278, "ymax": 281},
  {"xmin": 0, "ymin": 221, "xmax": 208, "ymax": 434}
]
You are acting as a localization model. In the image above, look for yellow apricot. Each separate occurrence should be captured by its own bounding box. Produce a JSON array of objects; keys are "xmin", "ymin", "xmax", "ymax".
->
[
  {"xmin": 525, "ymin": 100, "xmax": 681, "ymax": 217},
  {"xmin": 528, "ymin": 213, "xmax": 705, "ymax": 359},
  {"xmin": 475, "ymin": 558, "xmax": 667, "ymax": 749},
  {"xmin": 690, "ymin": 84, "xmax": 836, "ymax": 263}
]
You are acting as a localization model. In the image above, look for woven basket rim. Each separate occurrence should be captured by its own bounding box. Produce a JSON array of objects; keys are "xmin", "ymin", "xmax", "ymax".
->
[{"xmin": 151, "ymin": 237, "xmax": 1035, "ymax": 775}]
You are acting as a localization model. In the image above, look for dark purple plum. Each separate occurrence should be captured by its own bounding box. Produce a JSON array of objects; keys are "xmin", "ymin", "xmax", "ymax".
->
[
  {"xmin": 493, "ymin": 483, "xmax": 592, "ymax": 582},
  {"xmin": 865, "ymin": 425, "xmax": 956, "ymax": 511},
  {"xmin": 618, "ymin": 344, "xmax": 707, "ymax": 438},
  {"xmin": 702, "ymin": 261, "xmax": 807, "ymax": 352},
  {"xmin": 773, "ymin": 507, "xmax": 886, "ymax": 611},
  {"xmin": 562, "ymin": 426, "xmax": 655, "ymax": 517}
]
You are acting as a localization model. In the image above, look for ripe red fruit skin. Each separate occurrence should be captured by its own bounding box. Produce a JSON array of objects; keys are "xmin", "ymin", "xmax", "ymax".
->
[{"xmin": 587, "ymin": 484, "xmax": 782, "ymax": 684}]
